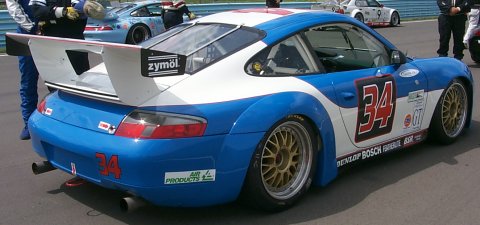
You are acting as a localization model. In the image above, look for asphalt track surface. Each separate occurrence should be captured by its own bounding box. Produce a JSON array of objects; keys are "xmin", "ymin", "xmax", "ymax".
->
[{"xmin": 0, "ymin": 20, "xmax": 479, "ymax": 225}]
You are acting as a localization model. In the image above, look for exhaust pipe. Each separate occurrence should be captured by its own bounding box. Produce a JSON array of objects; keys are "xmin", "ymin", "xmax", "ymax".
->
[
  {"xmin": 32, "ymin": 161, "xmax": 56, "ymax": 175},
  {"xmin": 120, "ymin": 196, "xmax": 147, "ymax": 213}
]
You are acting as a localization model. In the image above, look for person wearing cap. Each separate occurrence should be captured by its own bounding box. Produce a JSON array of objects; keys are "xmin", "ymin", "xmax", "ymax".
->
[
  {"xmin": 437, "ymin": 0, "xmax": 473, "ymax": 60},
  {"xmin": 29, "ymin": 0, "xmax": 105, "ymax": 74},
  {"xmin": 162, "ymin": 0, "xmax": 196, "ymax": 30},
  {"xmin": 6, "ymin": 0, "xmax": 40, "ymax": 140}
]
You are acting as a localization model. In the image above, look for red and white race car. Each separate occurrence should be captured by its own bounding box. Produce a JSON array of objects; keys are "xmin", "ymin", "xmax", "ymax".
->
[{"xmin": 312, "ymin": 0, "xmax": 400, "ymax": 26}]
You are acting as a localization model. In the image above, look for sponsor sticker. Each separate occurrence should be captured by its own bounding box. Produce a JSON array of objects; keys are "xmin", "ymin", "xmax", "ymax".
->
[
  {"xmin": 45, "ymin": 108, "xmax": 53, "ymax": 116},
  {"xmin": 141, "ymin": 49, "xmax": 186, "ymax": 77},
  {"xmin": 408, "ymin": 90, "xmax": 424, "ymax": 103},
  {"xmin": 337, "ymin": 130, "xmax": 427, "ymax": 167},
  {"xmin": 399, "ymin": 69, "xmax": 419, "ymax": 78},
  {"xmin": 404, "ymin": 114, "xmax": 412, "ymax": 128},
  {"xmin": 71, "ymin": 162, "xmax": 76, "ymax": 175},
  {"xmin": 98, "ymin": 121, "xmax": 110, "ymax": 131},
  {"xmin": 164, "ymin": 169, "xmax": 215, "ymax": 185},
  {"xmin": 98, "ymin": 121, "xmax": 116, "ymax": 134}
]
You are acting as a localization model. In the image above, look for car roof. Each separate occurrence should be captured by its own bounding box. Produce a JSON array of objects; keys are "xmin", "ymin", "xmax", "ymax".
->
[{"xmin": 193, "ymin": 8, "xmax": 395, "ymax": 48}]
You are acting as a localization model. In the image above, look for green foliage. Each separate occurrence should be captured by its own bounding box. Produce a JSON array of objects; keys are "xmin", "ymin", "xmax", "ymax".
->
[{"xmin": 0, "ymin": 0, "xmax": 6, "ymax": 10}]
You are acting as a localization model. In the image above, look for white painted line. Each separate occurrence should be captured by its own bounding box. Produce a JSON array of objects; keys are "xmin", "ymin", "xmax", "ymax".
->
[{"xmin": 402, "ymin": 19, "xmax": 436, "ymax": 24}]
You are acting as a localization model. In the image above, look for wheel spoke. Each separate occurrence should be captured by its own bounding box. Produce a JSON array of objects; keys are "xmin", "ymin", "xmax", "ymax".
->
[
  {"xmin": 260, "ymin": 119, "xmax": 314, "ymax": 200},
  {"xmin": 440, "ymin": 83, "xmax": 468, "ymax": 137}
]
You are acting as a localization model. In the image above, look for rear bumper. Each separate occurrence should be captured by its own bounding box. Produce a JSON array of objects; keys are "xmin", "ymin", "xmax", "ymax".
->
[
  {"xmin": 84, "ymin": 29, "xmax": 126, "ymax": 43},
  {"xmin": 28, "ymin": 111, "xmax": 264, "ymax": 207}
]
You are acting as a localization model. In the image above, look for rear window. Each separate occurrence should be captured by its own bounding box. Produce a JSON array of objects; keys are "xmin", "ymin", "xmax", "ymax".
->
[
  {"xmin": 141, "ymin": 23, "xmax": 264, "ymax": 74},
  {"xmin": 112, "ymin": 3, "xmax": 137, "ymax": 14}
]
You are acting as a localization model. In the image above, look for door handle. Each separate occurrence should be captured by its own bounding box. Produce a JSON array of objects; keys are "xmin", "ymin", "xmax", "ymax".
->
[{"xmin": 341, "ymin": 92, "xmax": 355, "ymax": 100}]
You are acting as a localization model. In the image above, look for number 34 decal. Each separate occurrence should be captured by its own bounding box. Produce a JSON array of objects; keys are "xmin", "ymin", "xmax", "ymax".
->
[
  {"xmin": 96, "ymin": 152, "xmax": 122, "ymax": 179},
  {"xmin": 355, "ymin": 75, "xmax": 396, "ymax": 142}
]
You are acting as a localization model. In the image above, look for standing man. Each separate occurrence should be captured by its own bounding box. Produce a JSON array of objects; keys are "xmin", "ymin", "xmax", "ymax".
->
[
  {"xmin": 437, "ymin": 0, "xmax": 473, "ymax": 60},
  {"xmin": 463, "ymin": 0, "xmax": 480, "ymax": 48},
  {"xmin": 29, "ymin": 0, "xmax": 90, "ymax": 75},
  {"xmin": 266, "ymin": 0, "xmax": 281, "ymax": 8},
  {"xmin": 6, "ymin": 0, "xmax": 40, "ymax": 140},
  {"xmin": 162, "ymin": 0, "xmax": 196, "ymax": 30}
]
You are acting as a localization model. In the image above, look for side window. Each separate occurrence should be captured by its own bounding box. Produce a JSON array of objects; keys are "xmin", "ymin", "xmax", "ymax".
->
[
  {"xmin": 246, "ymin": 35, "xmax": 319, "ymax": 76},
  {"xmin": 131, "ymin": 7, "xmax": 150, "ymax": 17},
  {"xmin": 355, "ymin": 0, "xmax": 368, "ymax": 7},
  {"xmin": 146, "ymin": 4, "xmax": 163, "ymax": 16},
  {"xmin": 366, "ymin": 0, "xmax": 380, "ymax": 7},
  {"xmin": 303, "ymin": 24, "xmax": 389, "ymax": 73}
]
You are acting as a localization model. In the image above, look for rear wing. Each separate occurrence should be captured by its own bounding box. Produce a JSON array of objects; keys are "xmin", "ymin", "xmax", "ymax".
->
[{"xmin": 6, "ymin": 33, "xmax": 187, "ymax": 106}]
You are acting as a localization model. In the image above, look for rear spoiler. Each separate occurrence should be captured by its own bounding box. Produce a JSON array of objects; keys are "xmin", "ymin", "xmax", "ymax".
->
[{"xmin": 6, "ymin": 33, "xmax": 187, "ymax": 106}]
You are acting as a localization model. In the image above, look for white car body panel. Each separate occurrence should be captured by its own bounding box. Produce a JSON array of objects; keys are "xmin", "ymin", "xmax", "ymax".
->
[{"xmin": 312, "ymin": 0, "xmax": 399, "ymax": 26}]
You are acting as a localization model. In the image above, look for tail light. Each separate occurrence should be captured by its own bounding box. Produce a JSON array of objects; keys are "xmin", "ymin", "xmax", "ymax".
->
[
  {"xmin": 474, "ymin": 29, "xmax": 480, "ymax": 37},
  {"xmin": 335, "ymin": 8, "xmax": 345, "ymax": 14},
  {"xmin": 115, "ymin": 110, "xmax": 207, "ymax": 139},
  {"xmin": 85, "ymin": 26, "xmax": 114, "ymax": 31},
  {"xmin": 37, "ymin": 98, "xmax": 47, "ymax": 114}
]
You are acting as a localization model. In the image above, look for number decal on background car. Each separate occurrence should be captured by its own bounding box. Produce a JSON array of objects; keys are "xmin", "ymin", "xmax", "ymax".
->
[
  {"xmin": 96, "ymin": 153, "xmax": 122, "ymax": 179},
  {"xmin": 355, "ymin": 75, "xmax": 396, "ymax": 142}
]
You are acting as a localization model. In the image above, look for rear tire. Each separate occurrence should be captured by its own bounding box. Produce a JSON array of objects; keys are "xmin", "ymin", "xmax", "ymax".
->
[
  {"xmin": 354, "ymin": 13, "xmax": 364, "ymax": 23},
  {"xmin": 126, "ymin": 24, "xmax": 151, "ymax": 45},
  {"xmin": 469, "ymin": 37, "xmax": 480, "ymax": 63},
  {"xmin": 429, "ymin": 79, "xmax": 468, "ymax": 145},
  {"xmin": 241, "ymin": 115, "xmax": 318, "ymax": 211}
]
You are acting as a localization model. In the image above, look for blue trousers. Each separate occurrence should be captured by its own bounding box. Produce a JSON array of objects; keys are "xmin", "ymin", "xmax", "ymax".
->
[{"xmin": 17, "ymin": 26, "xmax": 39, "ymax": 126}]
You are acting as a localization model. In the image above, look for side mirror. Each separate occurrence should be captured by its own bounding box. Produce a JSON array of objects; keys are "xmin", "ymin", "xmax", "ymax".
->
[
  {"xmin": 391, "ymin": 50, "xmax": 406, "ymax": 65},
  {"xmin": 379, "ymin": 4, "xmax": 384, "ymax": 7}
]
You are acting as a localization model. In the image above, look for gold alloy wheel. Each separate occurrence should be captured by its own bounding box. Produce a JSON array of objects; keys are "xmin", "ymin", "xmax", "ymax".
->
[
  {"xmin": 441, "ymin": 82, "xmax": 468, "ymax": 138},
  {"xmin": 261, "ymin": 121, "xmax": 313, "ymax": 200}
]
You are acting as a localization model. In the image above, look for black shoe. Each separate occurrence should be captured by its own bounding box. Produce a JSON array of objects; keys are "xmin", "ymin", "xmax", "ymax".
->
[
  {"xmin": 438, "ymin": 54, "xmax": 448, "ymax": 57},
  {"xmin": 19, "ymin": 126, "xmax": 30, "ymax": 140}
]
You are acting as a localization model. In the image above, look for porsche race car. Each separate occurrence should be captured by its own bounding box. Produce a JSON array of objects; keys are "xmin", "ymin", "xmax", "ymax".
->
[
  {"xmin": 312, "ymin": 0, "xmax": 400, "ymax": 26},
  {"xmin": 84, "ymin": 1, "xmax": 167, "ymax": 45},
  {"xmin": 6, "ymin": 8, "xmax": 472, "ymax": 211}
]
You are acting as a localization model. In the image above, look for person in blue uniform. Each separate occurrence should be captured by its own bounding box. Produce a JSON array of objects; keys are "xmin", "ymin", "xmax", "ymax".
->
[{"xmin": 6, "ymin": 0, "xmax": 40, "ymax": 140}]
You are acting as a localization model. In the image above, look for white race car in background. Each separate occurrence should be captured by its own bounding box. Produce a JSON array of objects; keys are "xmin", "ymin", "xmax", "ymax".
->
[{"xmin": 312, "ymin": 0, "xmax": 400, "ymax": 26}]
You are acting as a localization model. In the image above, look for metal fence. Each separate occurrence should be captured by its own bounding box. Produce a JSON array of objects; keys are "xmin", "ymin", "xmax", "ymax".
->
[{"xmin": 0, "ymin": 0, "xmax": 439, "ymax": 49}]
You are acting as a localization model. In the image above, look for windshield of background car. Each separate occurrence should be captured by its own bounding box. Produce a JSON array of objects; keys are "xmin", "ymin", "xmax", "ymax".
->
[{"xmin": 142, "ymin": 23, "xmax": 264, "ymax": 74}]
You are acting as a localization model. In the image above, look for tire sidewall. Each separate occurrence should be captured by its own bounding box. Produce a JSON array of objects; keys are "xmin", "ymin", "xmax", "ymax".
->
[
  {"xmin": 242, "ymin": 115, "xmax": 318, "ymax": 211},
  {"xmin": 391, "ymin": 12, "xmax": 399, "ymax": 26},
  {"xmin": 355, "ymin": 13, "xmax": 364, "ymax": 23},
  {"xmin": 429, "ymin": 79, "xmax": 468, "ymax": 144},
  {"xmin": 126, "ymin": 24, "xmax": 151, "ymax": 44}
]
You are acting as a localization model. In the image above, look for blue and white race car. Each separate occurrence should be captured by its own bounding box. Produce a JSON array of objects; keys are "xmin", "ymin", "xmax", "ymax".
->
[
  {"xmin": 84, "ymin": 1, "xmax": 167, "ymax": 44},
  {"xmin": 6, "ymin": 8, "xmax": 473, "ymax": 211}
]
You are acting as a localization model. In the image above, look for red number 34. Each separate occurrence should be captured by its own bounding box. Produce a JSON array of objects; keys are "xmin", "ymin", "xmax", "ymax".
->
[
  {"xmin": 355, "ymin": 76, "xmax": 396, "ymax": 143},
  {"xmin": 359, "ymin": 81, "xmax": 394, "ymax": 133},
  {"xmin": 95, "ymin": 153, "xmax": 122, "ymax": 179}
]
